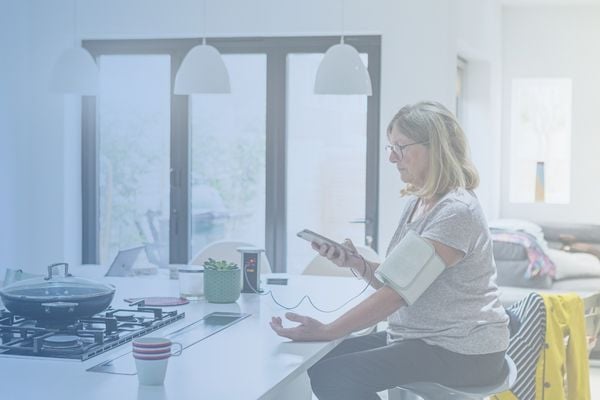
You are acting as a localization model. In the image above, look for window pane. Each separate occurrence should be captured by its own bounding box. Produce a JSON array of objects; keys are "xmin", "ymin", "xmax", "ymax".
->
[
  {"xmin": 98, "ymin": 55, "xmax": 171, "ymax": 267},
  {"xmin": 286, "ymin": 53, "xmax": 368, "ymax": 274},
  {"xmin": 509, "ymin": 79, "xmax": 572, "ymax": 204},
  {"xmin": 190, "ymin": 54, "xmax": 267, "ymax": 258}
]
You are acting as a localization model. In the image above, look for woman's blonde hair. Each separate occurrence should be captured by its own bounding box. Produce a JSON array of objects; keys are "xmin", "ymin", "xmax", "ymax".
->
[{"xmin": 387, "ymin": 101, "xmax": 479, "ymax": 199}]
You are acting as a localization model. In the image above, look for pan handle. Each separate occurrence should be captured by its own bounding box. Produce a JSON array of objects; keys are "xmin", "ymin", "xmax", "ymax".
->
[
  {"xmin": 45, "ymin": 263, "xmax": 72, "ymax": 280},
  {"xmin": 41, "ymin": 302, "xmax": 79, "ymax": 314}
]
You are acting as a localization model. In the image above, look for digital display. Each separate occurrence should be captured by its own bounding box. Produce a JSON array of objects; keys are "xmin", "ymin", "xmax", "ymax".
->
[
  {"xmin": 244, "ymin": 254, "xmax": 257, "ymax": 273},
  {"xmin": 241, "ymin": 251, "xmax": 261, "ymax": 293}
]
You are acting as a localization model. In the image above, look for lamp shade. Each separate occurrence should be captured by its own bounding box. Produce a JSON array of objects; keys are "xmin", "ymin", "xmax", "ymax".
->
[
  {"xmin": 50, "ymin": 47, "xmax": 99, "ymax": 95},
  {"xmin": 314, "ymin": 43, "xmax": 372, "ymax": 95},
  {"xmin": 174, "ymin": 44, "xmax": 231, "ymax": 94}
]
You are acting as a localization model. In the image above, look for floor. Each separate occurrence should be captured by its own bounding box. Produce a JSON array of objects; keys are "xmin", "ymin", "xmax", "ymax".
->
[
  {"xmin": 313, "ymin": 366, "xmax": 600, "ymax": 399},
  {"xmin": 591, "ymin": 366, "xmax": 600, "ymax": 398}
]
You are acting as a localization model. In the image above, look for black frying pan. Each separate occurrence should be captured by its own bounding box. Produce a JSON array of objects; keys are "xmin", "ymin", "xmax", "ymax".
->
[{"xmin": 0, "ymin": 263, "xmax": 115, "ymax": 321}]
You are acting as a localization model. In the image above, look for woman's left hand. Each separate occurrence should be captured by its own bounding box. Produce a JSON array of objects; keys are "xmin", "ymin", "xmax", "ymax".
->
[{"xmin": 270, "ymin": 313, "xmax": 337, "ymax": 341}]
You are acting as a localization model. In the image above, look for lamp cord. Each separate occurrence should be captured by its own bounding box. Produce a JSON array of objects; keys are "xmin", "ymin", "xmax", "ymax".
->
[
  {"xmin": 202, "ymin": 0, "xmax": 207, "ymax": 44},
  {"xmin": 341, "ymin": 0, "xmax": 345, "ymax": 43},
  {"xmin": 73, "ymin": 0, "xmax": 78, "ymax": 47}
]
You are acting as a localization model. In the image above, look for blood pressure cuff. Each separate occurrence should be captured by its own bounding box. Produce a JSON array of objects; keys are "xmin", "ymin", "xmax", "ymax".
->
[{"xmin": 375, "ymin": 230, "xmax": 445, "ymax": 305}]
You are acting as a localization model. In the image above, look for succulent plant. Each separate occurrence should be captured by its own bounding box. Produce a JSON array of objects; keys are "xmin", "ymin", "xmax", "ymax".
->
[{"xmin": 203, "ymin": 258, "xmax": 239, "ymax": 271}]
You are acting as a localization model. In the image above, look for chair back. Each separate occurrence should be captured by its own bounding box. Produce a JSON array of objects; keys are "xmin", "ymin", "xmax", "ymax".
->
[
  {"xmin": 501, "ymin": 292, "xmax": 546, "ymax": 400},
  {"xmin": 190, "ymin": 241, "xmax": 272, "ymax": 273},
  {"xmin": 302, "ymin": 245, "xmax": 380, "ymax": 276}
]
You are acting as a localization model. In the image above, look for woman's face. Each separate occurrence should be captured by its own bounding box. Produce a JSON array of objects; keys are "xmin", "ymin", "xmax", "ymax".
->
[{"xmin": 387, "ymin": 126, "xmax": 430, "ymax": 188}]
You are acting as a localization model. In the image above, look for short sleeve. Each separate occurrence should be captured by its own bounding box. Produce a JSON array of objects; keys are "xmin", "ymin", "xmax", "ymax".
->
[{"xmin": 420, "ymin": 200, "xmax": 475, "ymax": 256}]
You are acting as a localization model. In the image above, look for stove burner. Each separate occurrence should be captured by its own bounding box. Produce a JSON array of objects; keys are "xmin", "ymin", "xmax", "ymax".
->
[
  {"xmin": 0, "ymin": 306, "xmax": 185, "ymax": 360},
  {"xmin": 42, "ymin": 335, "xmax": 82, "ymax": 349},
  {"xmin": 113, "ymin": 313, "xmax": 136, "ymax": 321}
]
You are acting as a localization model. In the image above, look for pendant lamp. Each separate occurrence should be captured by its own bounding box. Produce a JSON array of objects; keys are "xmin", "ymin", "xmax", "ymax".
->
[
  {"xmin": 314, "ymin": 0, "xmax": 372, "ymax": 95},
  {"xmin": 174, "ymin": 39, "xmax": 231, "ymax": 94},
  {"xmin": 174, "ymin": 1, "xmax": 230, "ymax": 94},
  {"xmin": 314, "ymin": 37, "xmax": 372, "ymax": 95},
  {"xmin": 50, "ymin": 0, "xmax": 98, "ymax": 95}
]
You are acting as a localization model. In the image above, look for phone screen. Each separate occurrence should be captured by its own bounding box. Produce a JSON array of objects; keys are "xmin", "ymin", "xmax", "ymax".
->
[{"xmin": 297, "ymin": 229, "xmax": 352, "ymax": 254}]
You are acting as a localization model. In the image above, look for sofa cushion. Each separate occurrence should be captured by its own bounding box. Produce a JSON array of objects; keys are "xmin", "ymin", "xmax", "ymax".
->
[
  {"xmin": 493, "ymin": 241, "xmax": 528, "ymax": 261},
  {"xmin": 547, "ymin": 248, "xmax": 600, "ymax": 280},
  {"xmin": 495, "ymin": 259, "xmax": 553, "ymax": 289},
  {"xmin": 539, "ymin": 222, "xmax": 600, "ymax": 244}
]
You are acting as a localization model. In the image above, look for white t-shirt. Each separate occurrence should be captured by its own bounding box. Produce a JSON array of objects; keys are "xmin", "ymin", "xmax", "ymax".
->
[{"xmin": 385, "ymin": 188, "xmax": 509, "ymax": 355}]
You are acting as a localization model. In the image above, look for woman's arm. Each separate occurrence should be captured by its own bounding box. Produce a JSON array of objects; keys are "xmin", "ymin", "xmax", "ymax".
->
[
  {"xmin": 271, "ymin": 236, "xmax": 465, "ymax": 341},
  {"xmin": 424, "ymin": 238, "xmax": 464, "ymax": 267},
  {"xmin": 313, "ymin": 241, "xmax": 385, "ymax": 289},
  {"xmin": 270, "ymin": 286, "xmax": 405, "ymax": 341},
  {"xmin": 312, "ymin": 235, "xmax": 464, "ymax": 291},
  {"xmin": 326, "ymin": 286, "xmax": 405, "ymax": 337},
  {"xmin": 351, "ymin": 259, "xmax": 384, "ymax": 289}
]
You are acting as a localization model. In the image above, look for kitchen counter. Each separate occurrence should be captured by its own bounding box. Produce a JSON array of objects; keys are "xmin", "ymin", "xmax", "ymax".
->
[{"xmin": 0, "ymin": 272, "xmax": 371, "ymax": 400}]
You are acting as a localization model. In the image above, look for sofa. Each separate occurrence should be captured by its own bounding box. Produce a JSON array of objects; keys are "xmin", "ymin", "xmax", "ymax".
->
[
  {"xmin": 495, "ymin": 222, "xmax": 600, "ymax": 306},
  {"xmin": 493, "ymin": 221, "xmax": 600, "ymax": 358}
]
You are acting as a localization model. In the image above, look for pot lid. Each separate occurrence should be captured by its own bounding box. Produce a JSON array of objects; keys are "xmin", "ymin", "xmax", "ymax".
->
[{"xmin": 0, "ymin": 263, "xmax": 115, "ymax": 299}]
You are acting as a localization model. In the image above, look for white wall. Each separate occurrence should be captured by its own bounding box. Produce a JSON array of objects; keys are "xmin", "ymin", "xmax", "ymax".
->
[
  {"xmin": 22, "ymin": 1, "xmax": 82, "ymax": 272},
  {"xmin": 502, "ymin": 5, "xmax": 600, "ymax": 224},
  {"xmin": 455, "ymin": 0, "xmax": 503, "ymax": 221},
  {"xmin": 0, "ymin": 1, "xmax": 29, "ymax": 269},
  {"xmin": 7, "ymin": 0, "xmax": 502, "ymax": 272}
]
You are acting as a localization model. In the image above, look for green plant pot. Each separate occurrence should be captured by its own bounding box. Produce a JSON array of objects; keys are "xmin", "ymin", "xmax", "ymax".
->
[{"xmin": 204, "ymin": 268, "xmax": 241, "ymax": 303}]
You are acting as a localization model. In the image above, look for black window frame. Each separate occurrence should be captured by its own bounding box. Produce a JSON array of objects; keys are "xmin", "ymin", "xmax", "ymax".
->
[{"xmin": 82, "ymin": 36, "xmax": 381, "ymax": 272}]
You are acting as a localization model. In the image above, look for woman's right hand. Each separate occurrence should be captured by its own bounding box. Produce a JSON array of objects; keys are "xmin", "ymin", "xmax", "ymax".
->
[{"xmin": 311, "ymin": 239, "xmax": 365, "ymax": 270}]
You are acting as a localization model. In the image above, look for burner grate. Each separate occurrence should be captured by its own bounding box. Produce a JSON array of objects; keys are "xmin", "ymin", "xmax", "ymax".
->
[{"xmin": 0, "ymin": 306, "xmax": 185, "ymax": 360}]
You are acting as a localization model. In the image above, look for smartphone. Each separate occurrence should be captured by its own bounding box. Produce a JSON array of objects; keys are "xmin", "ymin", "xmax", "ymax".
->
[
  {"xmin": 296, "ymin": 229, "xmax": 354, "ymax": 256},
  {"xmin": 266, "ymin": 278, "xmax": 288, "ymax": 285}
]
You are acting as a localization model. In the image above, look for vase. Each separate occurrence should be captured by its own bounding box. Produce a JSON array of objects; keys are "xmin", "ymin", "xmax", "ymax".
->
[
  {"xmin": 203, "ymin": 268, "xmax": 241, "ymax": 303},
  {"xmin": 535, "ymin": 161, "xmax": 545, "ymax": 203}
]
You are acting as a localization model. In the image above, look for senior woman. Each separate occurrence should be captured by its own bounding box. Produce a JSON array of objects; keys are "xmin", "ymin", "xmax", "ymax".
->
[{"xmin": 269, "ymin": 101, "xmax": 510, "ymax": 400}]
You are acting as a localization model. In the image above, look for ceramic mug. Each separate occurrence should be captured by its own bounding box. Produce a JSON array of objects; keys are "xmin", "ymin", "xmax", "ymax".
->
[{"xmin": 132, "ymin": 337, "xmax": 182, "ymax": 385}]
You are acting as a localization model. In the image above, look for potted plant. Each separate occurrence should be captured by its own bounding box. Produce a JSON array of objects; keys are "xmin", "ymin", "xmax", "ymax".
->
[{"xmin": 203, "ymin": 258, "xmax": 241, "ymax": 303}]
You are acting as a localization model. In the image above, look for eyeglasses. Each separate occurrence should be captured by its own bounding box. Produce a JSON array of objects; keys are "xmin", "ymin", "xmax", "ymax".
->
[{"xmin": 384, "ymin": 141, "xmax": 429, "ymax": 159}]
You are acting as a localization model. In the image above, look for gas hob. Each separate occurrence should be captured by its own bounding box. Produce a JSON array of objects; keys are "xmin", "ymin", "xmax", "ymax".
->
[{"xmin": 0, "ymin": 306, "xmax": 185, "ymax": 360}]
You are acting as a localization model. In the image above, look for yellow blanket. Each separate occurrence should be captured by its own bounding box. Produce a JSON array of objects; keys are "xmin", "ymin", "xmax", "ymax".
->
[
  {"xmin": 535, "ymin": 293, "xmax": 590, "ymax": 400},
  {"xmin": 493, "ymin": 293, "xmax": 590, "ymax": 400}
]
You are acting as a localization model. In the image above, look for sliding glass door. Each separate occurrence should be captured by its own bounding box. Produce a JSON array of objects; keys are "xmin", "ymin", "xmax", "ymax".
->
[
  {"xmin": 286, "ymin": 53, "xmax": 369, "ymax": 274},
  {"xmin": 189, "ymin": 54, "xmax": 267, "ymax": 257},
  {"xmin": 96, "ymin": 55, "xmax": 171, "ymax": 266},
  {"xmin": 83, "ymin": 37, "xmax": 380, "ymax": 273}
]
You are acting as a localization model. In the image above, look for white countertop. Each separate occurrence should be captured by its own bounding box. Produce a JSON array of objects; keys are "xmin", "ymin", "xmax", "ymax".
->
[{"xmin": 0, "ymin": 272, "xmax": 372, "ymax": 400}]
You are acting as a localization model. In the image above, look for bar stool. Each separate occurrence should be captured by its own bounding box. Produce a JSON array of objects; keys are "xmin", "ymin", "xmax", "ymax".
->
[{"xmin": 387, "ymin": 354, "xmax": 517, "ymax": 400}]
